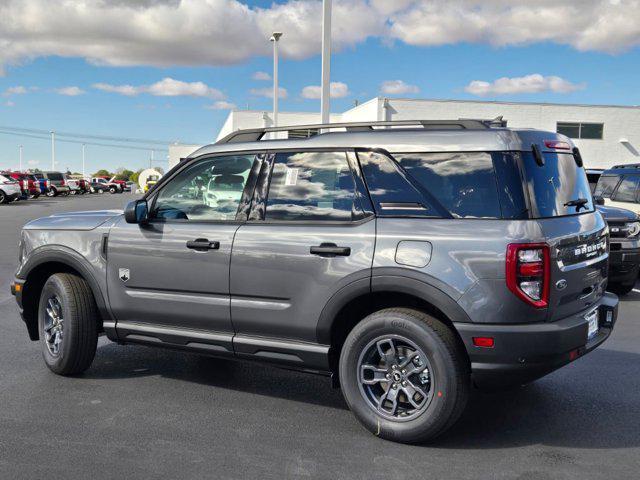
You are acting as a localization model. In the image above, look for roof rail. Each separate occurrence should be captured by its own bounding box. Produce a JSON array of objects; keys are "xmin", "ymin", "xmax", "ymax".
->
[
  {"xmin": 612, "ymin": 163, "xmax": 640, "ymax": 169},
  {"xmin": 216, "ymin": 117, "xmax": 508, "ymax": 144}
]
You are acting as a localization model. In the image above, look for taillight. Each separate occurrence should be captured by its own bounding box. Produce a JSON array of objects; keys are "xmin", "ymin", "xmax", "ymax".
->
[
  {"xmin": 544, "ymin": 140, "xmax": 571, "ymax": 150},
  {"xmin": 60, "ymin": 179, "xmax": 66, "ymax": 186},
  {"xmin": 506, "ymin": 243, "xmax": 550, "ymax": 308}
]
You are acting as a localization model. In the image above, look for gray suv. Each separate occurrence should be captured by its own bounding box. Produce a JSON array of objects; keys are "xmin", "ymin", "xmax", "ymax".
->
[{"xmin": 10, "ymin": 120, "xmax": 618, "ymax": 443}]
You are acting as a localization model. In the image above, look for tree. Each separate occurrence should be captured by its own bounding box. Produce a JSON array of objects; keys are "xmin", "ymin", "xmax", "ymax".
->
[
  {"xmin": 130, "ymin": 169, "xmax": 143, "ymax": 184},
  {"xmin": 114, "ymin": 169, "xmax": 134, "ymax": 181},
  {"xmin": 93, "ymin": 169, "xmax": 111, "ymax": 178}
]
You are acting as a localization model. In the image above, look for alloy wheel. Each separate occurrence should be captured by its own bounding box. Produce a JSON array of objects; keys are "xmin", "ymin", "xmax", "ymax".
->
[
  {"xmin": 357, "ymin": 335, "xmax": 434, "ymax": 421},
  {"xmin": 43, "ymin": 295, "xmax": 64, "ymax": 357}
]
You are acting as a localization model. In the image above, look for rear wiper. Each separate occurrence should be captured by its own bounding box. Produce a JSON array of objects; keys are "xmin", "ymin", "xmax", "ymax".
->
[{"xmin": 564, "ymin": 198, "xmax": 589, "ymax": 211}]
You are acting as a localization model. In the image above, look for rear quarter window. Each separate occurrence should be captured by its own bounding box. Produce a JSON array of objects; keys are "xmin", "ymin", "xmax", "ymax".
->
[{"xmin": 611, "ymin": 175, "xmax": 640, "ymax": 203}]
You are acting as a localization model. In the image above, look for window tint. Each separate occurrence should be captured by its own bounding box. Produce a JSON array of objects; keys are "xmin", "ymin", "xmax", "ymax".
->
[
  {"xmin": 612, "ymin": 176, "xmax": 640, "ymax": 203},
  {"xmin": 46, "ymin": 172, "xmax": 63, "ymax": 181},
  {"xmin": 152, "ymin": 155, "xmax": 254, "ymax": 221},
  {"xmin": 594, "ymin": 175, "xmax": 620, "ymax": 198},
  {"xmin": 394, "ymin": 152, "xmax": 503, "ymax": 219},
  {"xmin": 265, "ymin": 151, "xmax": 360, "ymax": 221},
  {"xmin": 358, "ymin": 151, "xmax": 439, "ymax": 217},
  {"xmin": 520, "ymin": 152, "xmax": 594, "ymax": 217}
]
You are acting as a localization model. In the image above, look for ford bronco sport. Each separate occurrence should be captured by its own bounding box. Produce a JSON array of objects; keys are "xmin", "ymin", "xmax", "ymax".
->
[{"xmin": 11, "ymin": 120, "xmax": 618, "ymax": 443}]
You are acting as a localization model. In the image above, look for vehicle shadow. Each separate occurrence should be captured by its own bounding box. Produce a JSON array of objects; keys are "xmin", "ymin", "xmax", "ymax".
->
[{"xmin": 85, "ymin": 342, "xmax": 640, "ymax": 450}]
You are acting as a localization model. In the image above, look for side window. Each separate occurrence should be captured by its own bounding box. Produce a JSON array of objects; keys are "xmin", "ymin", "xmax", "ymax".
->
[
  {"xmin": 594, "ymin": 175, "xmax": 620, "ymax": 198},
  {"xmin": 358, "ymin": 151, "xmax": 441, "ymax": 217},
  {"xmin": 152, "ymin": 154, "xmax": 254, "ymax": 221},
  {"xmin": 265, "ymin": 151, "xmax": 361, "ymax": 221},
  {"xmin": 612, "ymin": 175, "xmax": 640, "ymax": 203},
  {"xmin": 393, "ymin": 152, "xmax": 503, "ymax": 219}
]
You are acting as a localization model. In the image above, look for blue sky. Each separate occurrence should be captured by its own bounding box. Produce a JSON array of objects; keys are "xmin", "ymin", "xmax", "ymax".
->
[{"xmin": 0, "ymin": 0, "xmax": 639, "ymax": 173}]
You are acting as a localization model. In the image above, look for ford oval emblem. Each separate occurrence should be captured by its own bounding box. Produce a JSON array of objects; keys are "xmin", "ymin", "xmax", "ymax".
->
[{"xmin": 556, "ymin": 279, "xmax": 568, "ymax": 291}]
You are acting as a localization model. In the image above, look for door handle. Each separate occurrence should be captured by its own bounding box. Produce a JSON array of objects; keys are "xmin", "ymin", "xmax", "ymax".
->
[
  {"xmin": 186, "ymin": 238, "xmax": 220, "ymax": 251},
  {"xmin": 310, "ymin": 243, "xmax": 351, "ymax": 257}
]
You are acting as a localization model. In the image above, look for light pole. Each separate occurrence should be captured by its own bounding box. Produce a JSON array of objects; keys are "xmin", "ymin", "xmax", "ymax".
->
[
  {"xmin": 19, "ymin": 145, "xmax": 23, "ymax": 171},
  {"xmin": 50, "ymin": 131, "xmax": 56, "ymax": 170},
  {"xmin": 320, "ymin": 0, "xmax": 332, "ymax": 125},
  {"xmin": 82, "ymin": 143, "xmax": 86, "ymax": 179},
  {"xmin": 270, "ymin": 32, "xmax": 283, "ymax": 129}
]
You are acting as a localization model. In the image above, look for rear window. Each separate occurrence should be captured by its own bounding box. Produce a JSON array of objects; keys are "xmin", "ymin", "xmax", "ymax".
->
[
  {"xmin": 47, "ymin": 172, "xmax": 64, "ymax": 181},
  {"xmin": 520, "ymin": 152, "xmax": 594, "ymax": 217},
  {"xmin": 594, "ymin": 175, "xmax": 620, "ymax": 198}
]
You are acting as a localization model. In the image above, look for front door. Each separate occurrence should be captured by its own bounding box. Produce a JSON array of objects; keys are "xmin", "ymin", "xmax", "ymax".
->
[
  {"xmin": 107, "ymin": 153, "xmax": 259, "ymax": 353},
  {"xmin": 230, "ymin": 150, "xmax": 376, "ymax": 365}
]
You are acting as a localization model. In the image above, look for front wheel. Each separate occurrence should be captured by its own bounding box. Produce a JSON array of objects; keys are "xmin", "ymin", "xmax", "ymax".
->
[
  {"xmin": 0, "ymin": 190, "xmax": 6, "ymax": 204},
  {"xmin": 109, "ymin": 187, "xmax": 116, "ymax": 194},
  {"xmin": 38, "ymin": 273, "xmax": 98, "ymax": 375},
  {"xmin": 339, "ymin": 308, "xmax": 469, "ymax": 444}
]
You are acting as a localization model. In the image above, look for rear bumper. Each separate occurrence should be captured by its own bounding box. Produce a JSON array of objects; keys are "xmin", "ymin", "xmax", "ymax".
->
[
  {"xmin": 455, "ymin": 292, "xmax": 618, "ymax": 389},
  {"xmin": 608, "ymin": 245, "xmax": 640, "ymax": 284}
]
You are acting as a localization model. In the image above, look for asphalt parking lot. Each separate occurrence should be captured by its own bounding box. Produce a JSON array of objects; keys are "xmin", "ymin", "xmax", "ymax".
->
[{"xmin": 1, "ymin": 194, "xmax": 639, "ymax": 480}]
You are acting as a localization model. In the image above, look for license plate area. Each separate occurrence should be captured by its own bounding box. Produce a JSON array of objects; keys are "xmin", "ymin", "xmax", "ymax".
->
[{"xmin": 586, "ymin": 309, "xmax": 599, "ymax": 341}]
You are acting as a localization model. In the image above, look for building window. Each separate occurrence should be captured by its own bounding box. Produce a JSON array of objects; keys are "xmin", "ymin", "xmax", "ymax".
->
[{"xmin": 557, "ymin": 122, "xmax": 604, "ymax": 140}]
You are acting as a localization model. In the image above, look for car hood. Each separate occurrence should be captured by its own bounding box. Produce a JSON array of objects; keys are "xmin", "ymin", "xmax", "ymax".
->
[
  {"xmin": 596, "ymin": 205, "xmax": 639, "ymax": 222},
  {"xmin": 24, "ymin": 209, "xmax": 123, "ymax": 231}
]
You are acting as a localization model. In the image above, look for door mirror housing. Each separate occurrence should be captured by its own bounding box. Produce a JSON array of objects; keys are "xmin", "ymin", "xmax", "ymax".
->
[
  {"xmin": 593, "ymin": 195, "xmax": 605, "ymax": 206},
  {"xmin": 124, "ymin": 199, "xmax": 149, "ymax": 224}
]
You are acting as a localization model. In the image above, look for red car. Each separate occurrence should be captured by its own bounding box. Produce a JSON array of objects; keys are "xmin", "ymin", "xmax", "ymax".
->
[{"xmin": 4, "ymin": 172, "xmax": 40, "ymax": 199}]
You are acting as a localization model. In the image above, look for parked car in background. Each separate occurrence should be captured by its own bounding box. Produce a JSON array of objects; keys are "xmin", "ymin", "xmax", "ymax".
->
[
  {"xmin": 31, "ymin": 172, "xmax": 51, "ymax": 196},
  {"xmin": 109, "ymin": 177, "xmax": 127, "ymax": 192},
  {"xmin": 597, "ymin": 204, "xmax": 640, "ymax": 294},
  {"xmin": 0, "ymin": 173, "xmax": 21, "ymax": 204},
  {"xmin": 65, "ymin": 177, "xmax": 83, "ymax": 195},
  {"xmin": 124, "ymin": 181, "xmax": 136, "ymax": 192},
  {"xmin": 89, "ymin": 181, "xmax": 109, "ymax": 194},
  {"xmin": 91, "ymin": 177, "xmax": 122, "ymax": 194},
  {"xmin": 4, "ymin": 172, "xmax": 40, "ymax": 199},
  {"xmin": 594, "ymin": 164, "xmax": 640, "ymax": 214},
  {"xmin": 40, "ymin": 171, "xmax": 70, "ymax": 197}
]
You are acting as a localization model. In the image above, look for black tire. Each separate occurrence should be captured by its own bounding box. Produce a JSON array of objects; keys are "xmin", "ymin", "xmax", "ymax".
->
[
  {"xmin": 109, "ymin": 187, "xmax": 116, "ymax": 194},
  {"xmin": 339, "ymin": 308, "xmax": 469, "ymax": 444},
  {"xmin": 609, "ymin": 282, "xmax": 635, "ymax": 295},
  {"xmin": 46, "ymin": 187, "xmax": 57, "ymax": 197},
  {"xmin": 38, "ymin": 273, "xmax": 98, "ymax": 376},
  {"xmin": 0, "ymin": 190, "xmax": 6, "ymax": 204}
]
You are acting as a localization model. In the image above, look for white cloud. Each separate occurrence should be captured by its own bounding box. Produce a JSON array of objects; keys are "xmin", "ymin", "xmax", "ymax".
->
[
  {"xmin": 206, "ymin": 100, "xmax": 237, "ymax": 110},
  {"xmin": 464, "ymin": 74, "xmax": 585, "ymax": 96},
  {"xmin": 93, "ymin": 77, "xmax": 225, "ymax": 99},
  {"xmin": 54, "ymin": 86, "xmax": 86, "ymax": 96},
  {"xmin": 250, "ymin": 87, "xmax": 288, "ymax": 99},
  {"xmin": 380, "ymin": 80, "xmax": 419, "ymax": 95},
  {"xmin": 27, "ymin": 159, "xmax": 39, "ymax": 166},
  {"xmin": 5, "ymin": 100, "xmax": 15, "ymax": 107},
  {"xmin": 252, "ymin": 71, "xmax": 271, "ymax": 81},
  {"xmin": 2, "ymin": 86, "xmax": 28, "ymax": 96},
  {"xmin": 0, "ymin": 1, "xmax": 636, "ymax": 74},
  {"xmin": 300, "ymin": 82, "xmax": 350, "ymax": 99}
]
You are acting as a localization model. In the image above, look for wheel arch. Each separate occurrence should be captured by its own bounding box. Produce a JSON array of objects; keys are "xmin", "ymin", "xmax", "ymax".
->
[
  {"xmin": 18, "ymin": 247, "xmax": 109, "ymax": 340},
  {"xmin": 318, "ymin": 274, "xmax": 471, "ymax": 376}
]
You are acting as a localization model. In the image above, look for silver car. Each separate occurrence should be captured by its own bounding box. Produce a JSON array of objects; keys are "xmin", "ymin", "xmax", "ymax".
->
[
  {"xmin": 10, "ymin": 120, "xmax": 618, "ymax": 443},
  {"xmin": 0, "ymin": 174, "xmax": 21, "ymax": 203}
]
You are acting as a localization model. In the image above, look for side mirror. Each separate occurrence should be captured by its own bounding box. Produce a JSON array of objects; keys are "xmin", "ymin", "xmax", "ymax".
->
[
  {"xmin": 593, "ymin": 195, "xmax": 605, "ymax": 206},
  {"xmin": 124, "ymin": 199, "xmax": 149, "ymax": 224}
]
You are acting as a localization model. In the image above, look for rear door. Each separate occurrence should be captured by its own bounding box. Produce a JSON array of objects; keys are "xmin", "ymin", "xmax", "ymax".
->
[
  {"xmin": 107, "ymin": 153, "xmax": 259, "ymax": 352},
  {"xmin": 229, "ymin": 150, "xmax": 375, "ymax": 362}
]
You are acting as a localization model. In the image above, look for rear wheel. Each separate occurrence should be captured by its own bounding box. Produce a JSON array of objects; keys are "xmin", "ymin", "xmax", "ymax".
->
[
  {"xmin": 38, "ymin": 273, "xmax": 98, "ymax": 375},
  {"xmin": 339, "ymin": 308, "xmax": 469, "ymax": 444},
  {"xmin": 0, "ymin": 190, "xmax": 6, "ymax": 204},
  {"xmin": 109, "ymin": 187, "xmax": 116, "ymax": 194},
  {"xmin": 46, "ymin": 188, "xmax": 56, "ymax": 197}
]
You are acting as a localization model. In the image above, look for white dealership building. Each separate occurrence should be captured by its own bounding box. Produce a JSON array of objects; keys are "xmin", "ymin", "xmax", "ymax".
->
[{"xmin": 170, "ymin": 97, "xmax": 640, "ymax": 170}]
